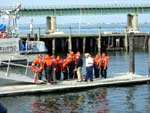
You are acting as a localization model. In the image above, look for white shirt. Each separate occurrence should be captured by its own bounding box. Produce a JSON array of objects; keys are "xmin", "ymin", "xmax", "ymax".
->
[{"xmin": 86, "ymin": 56, "xmax": 94, "ymax": 67}]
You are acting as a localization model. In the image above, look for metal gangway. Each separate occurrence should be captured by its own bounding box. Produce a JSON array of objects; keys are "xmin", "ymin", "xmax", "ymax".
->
[{"xmin": 0, "ymin": 58, "xmax": 35, "ymax": 83}]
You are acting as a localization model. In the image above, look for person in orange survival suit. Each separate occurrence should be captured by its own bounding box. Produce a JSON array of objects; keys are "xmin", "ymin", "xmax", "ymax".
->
[
  {"xmin": 67, "ymin": 51, "xmax": 75, "ymax": 79},
  {"xmin": 44, "ymin": 54, "xmax": 54, "ymax": 84},
  {"xmin": 101, "ymin": 53, "xmax": 109, "ymax": 79},
  {"xmin": 31, "ymin": 54, "xmax": 44, "ymax": 82},
  {"xmin": 62, "ymin": 58, "xmax": 69, "ymax": 80},
  {"xmin": 94, "ymin": 54, "xmax": 101, "ymax": 78},
  {"xmin": 55, "ymin": 56, "xmax": 63, "ymax": 80}
]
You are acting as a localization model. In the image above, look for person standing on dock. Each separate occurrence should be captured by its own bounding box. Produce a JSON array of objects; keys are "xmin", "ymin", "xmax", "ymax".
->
[
  {"xmin": 85, "ymin": 53, "xmax": 94, "ymax": 82},
  {"xmin": 67, "ymin": 51, "xmax": 76, "ymax": 79},
  {"xmin": 55, "ymin": 56, "xmax": 63, "ymax": 80},
  {"xmin": 31, "ymin": 54, "xmax": 44, "ymax": 83},
  {"xmin": 75, "ymin": 52, "xmax": 83, "ymax": 82},
  {"xmin": 44, "ymin": 54, "xmax": 54, "ymax": 84},
  {"xmin": 62, "ymin": 58, "xmax": 69, "ymax": 80},
  {"xmin": 101, "ymin": 53, "xmax": 109, "ymax": 79},
  {"xmin": 94, "ymin": 54, "xmax": 101, "ymax": 78}
]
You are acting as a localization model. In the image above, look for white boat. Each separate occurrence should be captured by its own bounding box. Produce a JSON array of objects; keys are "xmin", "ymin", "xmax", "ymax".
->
[{"xmin": 0, "ymin": 37, "xmax": 47, "ymax": 63}]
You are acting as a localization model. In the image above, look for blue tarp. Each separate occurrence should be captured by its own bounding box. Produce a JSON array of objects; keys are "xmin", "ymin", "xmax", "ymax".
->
[{"xmin": 0, "ymin": 24, "xmax": 6, "ymax": 31}]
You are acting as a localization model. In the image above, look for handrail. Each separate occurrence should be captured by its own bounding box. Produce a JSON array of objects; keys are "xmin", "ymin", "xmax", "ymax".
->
[{"xmin": 0, "ymin": 59, "xmax": 31, "ymax": 77}]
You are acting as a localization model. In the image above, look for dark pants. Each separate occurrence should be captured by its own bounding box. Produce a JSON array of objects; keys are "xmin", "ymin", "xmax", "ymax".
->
[
  {"xmin": 63, "ymin": 67, "xmax": 68, "ymax": 80},
  {"xmin": 56, "ymin": 65, "xmax": 62, "ymax": 80},
  {"xmin": 46, "ymin": 65, "xmax": 53, "ymax": 83},
  {"xmin": 94, "ymin": 63, "xmax": 100, "ymax": 78},
  {"xmin": 101, "ymin": 66, "xmax": 107, "ymax": 78},
  {"xmin": 85, "ymin": 66, "xmax": 93, "ymax": 81}
]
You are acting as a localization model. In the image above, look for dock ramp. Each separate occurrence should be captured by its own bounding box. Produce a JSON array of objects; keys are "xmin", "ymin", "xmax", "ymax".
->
[{"xmin": 0, "ymin": 60, "xmax": 35, "ymax": 83}]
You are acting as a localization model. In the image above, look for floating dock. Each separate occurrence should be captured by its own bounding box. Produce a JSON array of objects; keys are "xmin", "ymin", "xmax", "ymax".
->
[{"xmin": 0, "ymin": 74, "xmax": 149, "ymax": 97}]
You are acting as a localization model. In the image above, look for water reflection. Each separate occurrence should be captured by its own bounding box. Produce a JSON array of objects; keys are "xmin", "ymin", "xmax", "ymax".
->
[
  {"xmin": 126, "ymin": 87, "xmax": 136, "ymax": 112},
  {"xmin": 31, "ymin": 88, "xmax": 109, "ymax": 113},
  {"xmin": 0, "ymin": 85, "xmax": 150, "ymax": 113}
]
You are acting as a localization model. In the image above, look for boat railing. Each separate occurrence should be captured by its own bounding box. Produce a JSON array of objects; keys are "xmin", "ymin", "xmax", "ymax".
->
[{"xmin": 0, "ymin": 58, "xmax": 31, "ymax": 77}]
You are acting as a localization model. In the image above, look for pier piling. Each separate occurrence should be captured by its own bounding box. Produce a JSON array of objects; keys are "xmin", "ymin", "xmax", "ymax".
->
[
  {"xmin": 129, "ymin": 32, "xmax": 135, "ymax": 74},
  {"xmin": 124, "ymin": 28, "xmax": 128, "ymax": 51},
  {"xmin": 98, "ymin": 27, "xmax": 101, "ymax": 54},
  {"xmin": 148, "ymin": 33, "xmax": 150, "ymax": 77},
  {"xmin": 52, "ymin": 39, "xmax": 55, "ymax": 55},
  {"xmin": 68, "ymin": 27, "xmax": 72, "ymax": 52},
  {"xmin": 83, "ymin": 37, "xmax": 86, "ymax": 53},
  {"xmin": 37, "ymin": 27, "xmax": 41, "ymax": 41}
]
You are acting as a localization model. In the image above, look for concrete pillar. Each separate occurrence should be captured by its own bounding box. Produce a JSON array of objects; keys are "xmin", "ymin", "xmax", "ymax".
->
[
  {"xmin": 148, "ymin": 34, "xmax": 150, "ymax": 77},
  {"xmin": 129, "ymin": 32, "xmax": 135, "ymax": 74},
  {"xmin": 127, "ymin": 14, "xmax": 139, "ymax": 32},
  {"xmin": 68, "ymin": 27, "xmax": 72, "ymax": 52},
  {"xmin": 133, "ymin": 14, "xmax": 138, "ymax": 31},
  {"xmin": 51, "ymin": 16, "xmax": 56, "ymax": 33},
  {"xmin": 83, "ymin": 37, "xmax": 86, "ymax": 53},
  {"xmin": 52, "ymin": 38, "xmax": 55, "ymax": 55},
  {"xmin": 127, "ymin": 14, "xmax": 133, "ymax": 31},
  {"xmin": 98, "ymin": 28, "xmax": 101, "ymax": 54},
  {"xmin": 46, "ymin": 16, "xmax": 51, "ymax": 33}
]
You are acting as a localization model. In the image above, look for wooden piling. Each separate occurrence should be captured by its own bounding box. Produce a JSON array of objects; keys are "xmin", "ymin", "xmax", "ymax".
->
[
  {"xmin": 98, "ymin": 27, "xmax": 101, "ymax": 54},
  {"xmin": 129, "ymin": 32, "xmax": 135, "ymax": 74},
  {"xmin": 108, "ymin": 36, "xmax": 111, "ymax": 48},
  {"xmin": 148, "ymin": 33, "xmax": 150, "ymax": 77},
  {"xmin": 52, "ymin": 39, "xmax": 55, "ymax": 55},
  {"xmin": 111, "ymin": 37, "xmax": 114, "ymax": 47},
  {"xmin": 90, "ymin": 38, "xmax": 93, "ymax": 51},
  {"xmin": 68, "ymin": 27, "xmax": 72, "ymax": 52},
  {"xmin": 143, "ymin": 34, "xmax": 148, "ymax": 50},
  {"xmin": 37, "ymin": 27, "xmax": 40, "ymax": 41},
  {"xmin": 61, "ymin": 39, "xmax": 65, "ymax": 52},
  {"xmin": 27, "ymin": 34, "xmax": 30, "ymax": 40},
  {"xmin": 76, "ymin": 38, "xmax": 79, "ymax": 51},
  {"xmin": 83, "ymin": 37, "xmax": 86, "ymax": 53},
  {"xmin": 34, "ymin": 34, "xmax": 37, "ymax": 41},
  {"xmin": 124, "ymin": 28, "xmax": 128, "ymax": 51}
]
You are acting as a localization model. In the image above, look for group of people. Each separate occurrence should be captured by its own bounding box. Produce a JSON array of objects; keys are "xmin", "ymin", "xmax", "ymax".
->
[{"xmin": 31, "ymin": 51, "xmax": 109, "ymax": 84}]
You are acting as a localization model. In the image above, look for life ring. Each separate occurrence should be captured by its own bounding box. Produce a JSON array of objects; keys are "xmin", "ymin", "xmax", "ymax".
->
[{"xmin": 31, "ymin": 59, "xmax": 44, "ymax": 73}]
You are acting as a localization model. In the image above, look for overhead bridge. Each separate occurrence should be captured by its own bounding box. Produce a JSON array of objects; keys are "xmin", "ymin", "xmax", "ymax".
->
[{"xmin": 1, "ymin": 4, "xmax": 150, "ymax": 16}]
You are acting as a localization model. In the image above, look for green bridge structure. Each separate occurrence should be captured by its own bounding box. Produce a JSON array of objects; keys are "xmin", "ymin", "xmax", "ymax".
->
[
  {"xmin": 1, "ymin": 4, "xmax": 150, "ymax": 16},
  {"xmin": 1, "ymin": 4, "xmax": 150, "ymax": 32}
]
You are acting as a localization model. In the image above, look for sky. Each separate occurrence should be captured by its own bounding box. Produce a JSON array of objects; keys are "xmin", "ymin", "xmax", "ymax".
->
[{"xmin": 0, "ymin": 0, "xmax": 150, "ymax": 25}]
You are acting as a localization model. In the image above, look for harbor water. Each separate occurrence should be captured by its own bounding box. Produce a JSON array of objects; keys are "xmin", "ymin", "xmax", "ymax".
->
[{"xmin": 0, "ymin": 51, "xmax": 150, "ymax": 113}]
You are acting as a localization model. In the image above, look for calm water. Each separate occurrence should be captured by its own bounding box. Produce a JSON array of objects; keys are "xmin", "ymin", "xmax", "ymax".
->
[{"xmin": 0, "ymin": 51, "xmax": 150, "ymax": 113}]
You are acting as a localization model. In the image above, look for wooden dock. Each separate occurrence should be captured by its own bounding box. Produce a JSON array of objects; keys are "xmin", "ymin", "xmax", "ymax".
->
[
  {"xmin": 0, "ymin": 74, "xmax": 149, "ymax": 97},
  {"xmin": 19, "ymin": 32, "xmax": 149, "ymax": 54}
]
